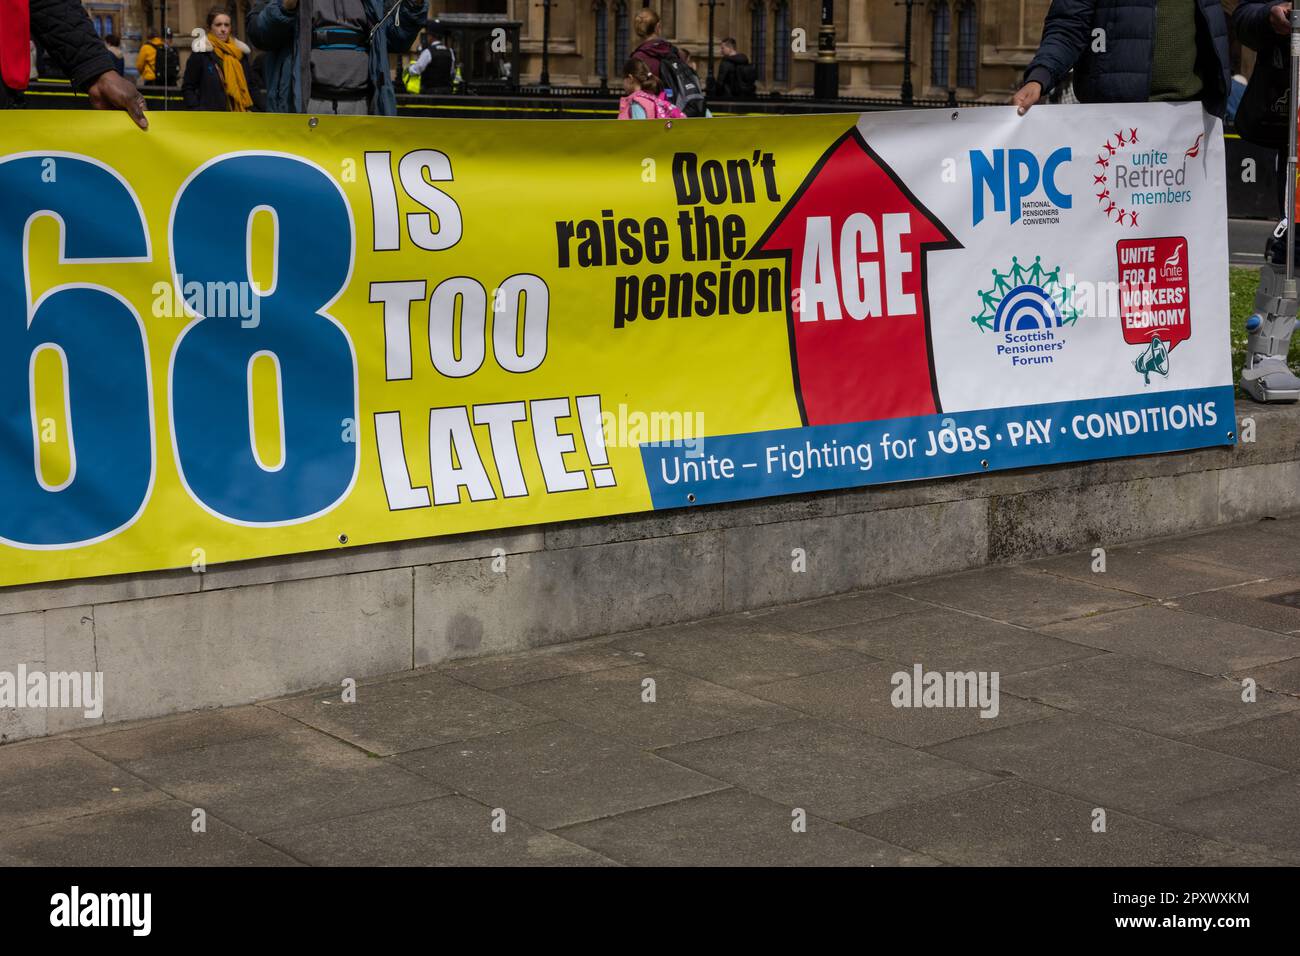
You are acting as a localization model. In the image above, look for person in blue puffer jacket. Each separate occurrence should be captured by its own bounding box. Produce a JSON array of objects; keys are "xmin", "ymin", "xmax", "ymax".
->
[
  {"xmin": 1011, "ymin": 0, "xmax": 1232, "ymax": 118},
  {"xmin": 248, "ymin": 0, "xmax": 425, "ymax": 116}
]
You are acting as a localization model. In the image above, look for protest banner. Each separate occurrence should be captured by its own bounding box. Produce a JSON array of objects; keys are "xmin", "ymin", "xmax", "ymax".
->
[{"xmin": 0, "ymin": 104, "xmax": 1232, "ymax": 587}]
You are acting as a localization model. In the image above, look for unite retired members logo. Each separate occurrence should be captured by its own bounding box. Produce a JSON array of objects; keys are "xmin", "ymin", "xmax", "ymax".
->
[{"xmin": 1093, "ymin": 127, "xmax": 1201, "ymax": 228}]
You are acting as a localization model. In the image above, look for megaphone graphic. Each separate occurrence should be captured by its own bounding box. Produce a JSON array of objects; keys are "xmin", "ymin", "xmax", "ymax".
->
[{"xmin": 1134, "ymin": 333, "xmax": 1170, "ymax": 384}]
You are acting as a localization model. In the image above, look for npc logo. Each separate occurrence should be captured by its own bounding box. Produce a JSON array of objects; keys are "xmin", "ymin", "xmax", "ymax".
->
[
  {"xmin": 970, "ymin": 256, "xmax": 1078, "ymax": 367},
  {"xmin": 970, "ymin": 147, "xmax": 1071, "ymax": 227}
]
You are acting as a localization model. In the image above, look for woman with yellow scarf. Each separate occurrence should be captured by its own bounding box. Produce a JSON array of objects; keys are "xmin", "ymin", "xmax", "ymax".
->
[{"xmin": 182, "ymin": 7, "xmax": 254, "ymax": 111}]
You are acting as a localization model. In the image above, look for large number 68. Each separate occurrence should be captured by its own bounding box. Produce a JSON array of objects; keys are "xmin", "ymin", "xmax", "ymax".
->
[{"xmin": 170, "ymin": 152, "xmax": 358, "ymax": 524}]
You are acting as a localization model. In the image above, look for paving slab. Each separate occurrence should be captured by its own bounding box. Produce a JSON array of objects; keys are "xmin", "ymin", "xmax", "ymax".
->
[
  {"xmin": 118, "ymin": 725, "xmax": 450, "ymax": 835},
  {"xmin": 262, "ymin": 795, "xmax": 616, "ymax": 867},
  {"xmin": 749, "ymin": 590, "xmax": 925, "ymax": 633},
  {"xmin": 1038, "ymin": 604, "xmax": 1300, "ymax": 674},
  {"xmin": 0, "ymin": 739, "xmax": 167, "ymax": 832},
  {"xmin": 1028, "ymin": 548, "xmax": 1259, "ymax": 600},
  {"xmin": 1170, "ymin": 577, "xmax": 1300, "ymax": 635},
  {"xmin": 654, "ymin": 718, "xmax": 997, "ymax": 822},
  {"xmin": 1182, "ymin": 713, "xmax": 1300, "ymax": 773},
  {"xmin": 559, "ymin": 788, "xmax": 940, "ymax": 867},
  {"xmin": 393, "ymin": 722, "xmax": 727, "ymax": 830},
  {"xmin": 74, "ymin": 706, "xmax": 301, "ymax": 763},
  {"xmin": 1237, "ymin": 655, "xmax": 1300, "ymax": 696},
  {"xmin": 1151, "ymin": 774, "xmax": 1300, "ymax": 865},
  {"xmin": 846, "ymin": 779, "xmax": 1278, "ymax": 866},
  {"xmin": 0, "ymin": 801, "xmax": 299, "ymax": 866},
  {"xmin": 928, "ymin": 714, "xmax": 1284, "ymax": 814},
  {"xmin": 440, "ymin": 640, "xmax": 639, "ymax": 691},
  {"xmin": 1253, "ymin": 515, "xmax": 1300, "ymax": 540},
  {"xmin": 608, "ymin": 619, "xmax": 871, "ymax": 690},
  {"xmin": 814, "ymin": 605, "xmax": 1101, "ymax": 676},
  {"xmin": 1140, "ymin": 524, "xmax": 1300, "ymax": 576},
  {"xmin": 265, "ymin": 671, "xmax": 553, "ymax": 756},
  {"xmin": 893, "ymin": 566, "xmax": 1146, "ymax": 627},
  {"xmin": 495, "ymin": 666, "xmax": 799, "ymax": 750},
  {"xmin": 748, "ymin": 661, "xmax": 1056, "ymax": 748},
  {"xmin": 1003, "ymin": 653, "xmax": 1299, "ymax": 737}
]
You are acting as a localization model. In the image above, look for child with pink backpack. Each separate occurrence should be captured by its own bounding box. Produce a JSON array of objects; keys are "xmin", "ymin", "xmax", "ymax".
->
[{"xmin": 618, "ymin": 58, "xmax": 685, "ymax": 120}]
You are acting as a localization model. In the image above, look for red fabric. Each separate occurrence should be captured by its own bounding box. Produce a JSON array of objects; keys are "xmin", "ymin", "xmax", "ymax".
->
[{"xmin": 0, "ymin": 0, "xmax": 31, "ymax": 91}]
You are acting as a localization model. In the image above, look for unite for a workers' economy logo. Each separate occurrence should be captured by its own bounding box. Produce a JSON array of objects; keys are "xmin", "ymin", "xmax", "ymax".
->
[
  {"xmin": 970, "ymin": 256, "xmax": 1079, "ymax": 368},
  {"xmin": 1117, "ymin": 236, "xmax": 1192, "ymax": 383}
]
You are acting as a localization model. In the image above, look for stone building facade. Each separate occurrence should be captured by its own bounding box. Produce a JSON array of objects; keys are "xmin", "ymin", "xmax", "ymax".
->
[
  {"xmin": 90, "ymin": 0, "xmax": 1056, "ymax": 102},
  {"xmin": 438, "ymin": 1, "xmax": 1052, "ymax": 102}
]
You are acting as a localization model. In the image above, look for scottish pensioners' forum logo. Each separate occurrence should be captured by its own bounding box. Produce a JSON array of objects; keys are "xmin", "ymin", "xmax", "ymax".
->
[{"xmin": 970, "ymin": 256, "xmax": 1079, "ymax": 367}]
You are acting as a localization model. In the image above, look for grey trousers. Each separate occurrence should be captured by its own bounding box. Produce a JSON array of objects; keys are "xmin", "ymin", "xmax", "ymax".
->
[{"xmin": 306, "ymin": 97, "xmax": 369, "ymax": 115}]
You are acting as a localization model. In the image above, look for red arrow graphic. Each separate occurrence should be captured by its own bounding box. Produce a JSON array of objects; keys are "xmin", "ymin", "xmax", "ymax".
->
[{"xmin": 750, "ymin": 128, "xmax": 960, "ymax": 425}]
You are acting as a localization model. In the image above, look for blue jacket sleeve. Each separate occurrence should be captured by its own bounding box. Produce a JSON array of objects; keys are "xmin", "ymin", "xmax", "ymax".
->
[
  {"xmin": 386, "ymin": 0, "xmax": 427, "ymax": 54},
  {"xmin": 1023, "ymin": 0, "xmax": 1097, "ymax": 94},
  {"xmin": 249, "ymin": 0, "xmax": 297, "ymax": 51},
  {"xmin": 1233, "ymin": 0, "xmax": 1288, "ymax": 52}
]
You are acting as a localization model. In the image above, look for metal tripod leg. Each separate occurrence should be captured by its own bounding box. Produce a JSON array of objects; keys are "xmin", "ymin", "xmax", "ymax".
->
[{"xmin": 1240, "ymin": 8, "xmax": 1300, "ymax": 403}]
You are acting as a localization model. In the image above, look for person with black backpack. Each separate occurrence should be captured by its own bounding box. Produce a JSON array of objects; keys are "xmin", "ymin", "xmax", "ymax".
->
[
  {"xmin": 630, "ymin": 7, "xmax": 705, "ymax": 117},
  {"xmin": 135, "ymin": 27, "xmax": 180, "ymax": 86},
  {"xmin": 713, "ymin": 38, "xmax": 757, "ymax": 99}
]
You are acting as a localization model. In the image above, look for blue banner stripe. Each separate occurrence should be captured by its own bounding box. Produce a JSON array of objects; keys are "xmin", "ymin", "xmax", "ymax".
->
[{"xmin": 640, "ymin": 386, "xmax": 1237, "ymax": 510}]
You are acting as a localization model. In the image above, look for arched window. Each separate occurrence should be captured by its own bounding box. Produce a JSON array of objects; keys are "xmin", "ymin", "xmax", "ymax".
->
[
  {"xmin": 750, "ymin": 1, "xmax": 767, "ymax": 82},
  {"xmin": 773, "ymin": 1, "xmax": 790, "ymax": 83},
  {"xmin": 931, "ymin": 2, "xmax": 950, "ymax": 90},
  {"xmin": 957, "ymin": 2, "xmax": 978, "ymax": 89},
  {"xmin": 614, "ymin": 1, "xmax": 629, "ymax": 71},
  {"xmin": 594, "ymin": 1, "xmax": 608, "ymax": 79}
]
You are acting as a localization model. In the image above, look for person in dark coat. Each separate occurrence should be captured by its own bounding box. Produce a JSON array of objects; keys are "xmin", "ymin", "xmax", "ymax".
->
[
  {"xmin": 712, "ymin": 38, "xmax": 756, "ymax": 98},
  {"xmin": 1012, "ymin": 0, "xmax": 1232, "ymax": 118},
  {"xmin": 182, "ymin": 7, "xmax": 253, "ymax": 111},
  {"xmin": 1233, "ymin": 0, "xmax": 1292, "ymax": 49},
  {"xmin": 1, "ymin": 0, "xmax": 147, "ymax": 125},
  {"xmin": 1234, "ymin": 1, "xmax": 1294, "ymax": 257}
]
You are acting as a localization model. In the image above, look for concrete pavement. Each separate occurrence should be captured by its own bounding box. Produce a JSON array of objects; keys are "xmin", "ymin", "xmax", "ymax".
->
[
  {"xmin": 2, "ymin": 517, "xmax": 1299, "ymax": 866},
  {"xmin": 1231, "ymin": 217, "xmax": 1277, "ymax": 269}
]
